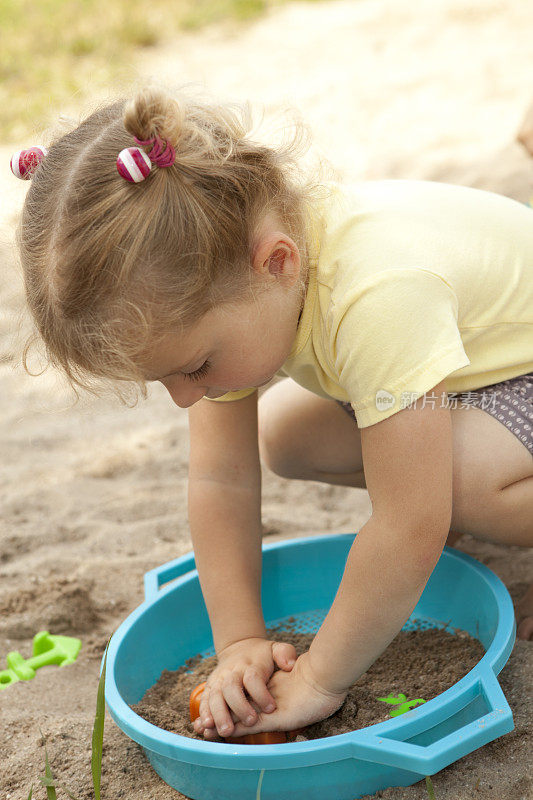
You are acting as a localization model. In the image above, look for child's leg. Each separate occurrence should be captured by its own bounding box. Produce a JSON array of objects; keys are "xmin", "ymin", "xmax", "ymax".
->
[
  {"xmin": 259, "ymin": 378, "xmax": 532, "ymax": 543},
  {"xmin": 438, "ymin": 374, "xmax": 531, "ymax": 549},
  {"xmin": 258, "ymin": 379, "xmax": 368, "ymax": 489},
  {"xmin": 258, "ymin": 377, "xmax": 533, "ymax": 636}
]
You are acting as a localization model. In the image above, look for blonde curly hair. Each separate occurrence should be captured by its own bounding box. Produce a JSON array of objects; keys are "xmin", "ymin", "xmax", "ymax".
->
[{"xmin": 17, "ymin": 82, "xmax": 337, "ymax": 404}]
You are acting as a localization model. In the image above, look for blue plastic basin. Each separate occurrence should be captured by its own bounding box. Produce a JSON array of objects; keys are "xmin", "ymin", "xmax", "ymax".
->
[{"xmin": 103, "ymin": 533, "xmax": 516, "ymax": 799}]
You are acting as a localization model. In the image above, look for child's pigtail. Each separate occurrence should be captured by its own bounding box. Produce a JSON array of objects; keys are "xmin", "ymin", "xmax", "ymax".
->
[
  {"xmin": 123, "ymin": 87, "xmax": 184, "ymax": 155},
  {"xmin": 117, "ymin": 89, "xmax": 183, "ymax": 183}
]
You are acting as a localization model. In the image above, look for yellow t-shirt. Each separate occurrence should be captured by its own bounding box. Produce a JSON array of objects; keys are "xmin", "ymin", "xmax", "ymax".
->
[{"xmin": 205, "ymin": 179, "xmax": 533, "ymax": 427}]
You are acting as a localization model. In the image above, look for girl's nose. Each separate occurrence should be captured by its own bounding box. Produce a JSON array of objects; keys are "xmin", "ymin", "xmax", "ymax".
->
[{"xmin": 161, "ymin": 377, "xmax": 206, "ymax": 408}]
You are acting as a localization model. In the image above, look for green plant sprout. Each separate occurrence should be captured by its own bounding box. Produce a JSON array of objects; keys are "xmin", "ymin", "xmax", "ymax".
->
[
  {"xmin": 425, "ymin": 775, "xmax": 437, "ymax": 799},
  {"xmin": 0, "ymin": 631, "xmax": 82, "ymax": 690},
  {"xmin": 377, "ymin": 694, "xmax": 437, "ymax": 797},
  {"xmin": 377, "ymin": 692, "xmax": 426, "ymax": 717},
  {"xmin": 27, "ymin": 636, "xmax": 110, "ymax": 800}
]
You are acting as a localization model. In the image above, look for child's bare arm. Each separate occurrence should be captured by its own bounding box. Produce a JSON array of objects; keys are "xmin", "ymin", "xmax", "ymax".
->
[
  {"xmin": 188, "ymin": 391, "xmax": 266, "ymax": 650},
  {"xmin": 187, "ymin": 393, "xmax": 296, "ymax": 735},
  {"xmin": 307, "ymin": 380, "xmax": 453, "ymax": 693}
]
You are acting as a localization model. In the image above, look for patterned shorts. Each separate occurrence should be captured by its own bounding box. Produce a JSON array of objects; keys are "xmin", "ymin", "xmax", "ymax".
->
[{"xmin": 336, "ymin": 372, "xmax": 533, "ymax": 456}]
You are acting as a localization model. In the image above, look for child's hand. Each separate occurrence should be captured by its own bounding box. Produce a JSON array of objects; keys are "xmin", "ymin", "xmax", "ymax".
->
[
  {"xmin": 193, "ymin": 637, "xmax": 297, "ymax": 738},
  {"xmin": 196, "ymin": 650, "xmax": 348, "ymax": 740}
]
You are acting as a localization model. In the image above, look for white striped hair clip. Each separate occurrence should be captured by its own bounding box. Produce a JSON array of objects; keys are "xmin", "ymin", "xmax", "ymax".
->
[
  {"xmin": 10, "ymin": 147, "xmax": 48, "ymax": 180},
  {"xmin": 116, "ymin": 135, "xmax": 176, "ymax": 183}
]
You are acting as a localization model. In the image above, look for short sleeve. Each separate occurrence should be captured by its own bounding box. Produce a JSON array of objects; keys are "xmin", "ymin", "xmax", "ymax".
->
[
  {"xmin": 331, "ymin": 267, "xmax": 471, "ymax": 427},
  {"xmin": 203, "ymin": 387, "xmax": 257, "ymax": 402}
]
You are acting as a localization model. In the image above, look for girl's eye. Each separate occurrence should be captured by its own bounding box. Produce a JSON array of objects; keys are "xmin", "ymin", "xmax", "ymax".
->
[{"xmin": 184, "ymin": 360, "xmax": 211, "ymax": 382}]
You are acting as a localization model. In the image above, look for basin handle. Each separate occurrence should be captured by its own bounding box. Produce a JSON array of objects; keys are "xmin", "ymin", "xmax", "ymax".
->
[
  {"xmin": 144, "ymin": 551, "xmax": 196, "ymax": 601},
  {"xmin": 355, "ymin": 665, "xmax": 514, "ymax": 775}
]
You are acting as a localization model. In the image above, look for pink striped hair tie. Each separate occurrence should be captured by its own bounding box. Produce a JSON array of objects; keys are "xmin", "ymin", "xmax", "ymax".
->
[
  {"xmin": 134, "ymin": 135, "xmax": 176, "ymax": 168},
  {"xmin": 10, "ymin": 146, "xmax": 48, "ymax": 180},
  {"xmin": 116, "ymin": 135, "xmax": 176, "ymax": 183}
]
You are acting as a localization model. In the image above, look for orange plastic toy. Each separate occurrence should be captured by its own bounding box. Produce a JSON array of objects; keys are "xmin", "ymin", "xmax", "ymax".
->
[{"xmin": 189, "ymin": 682, "xmax": 306, "ymax": 744}]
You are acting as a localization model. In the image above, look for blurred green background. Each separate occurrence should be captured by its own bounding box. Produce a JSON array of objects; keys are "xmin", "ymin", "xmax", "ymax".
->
[{"xmin": 1, "ymin": 0, "xmax": 310, "ymax": 142}]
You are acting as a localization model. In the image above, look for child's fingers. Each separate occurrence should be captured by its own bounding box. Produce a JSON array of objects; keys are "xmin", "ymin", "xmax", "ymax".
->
[
  {"xmin": 242, "ymin": 669, "xmax": 277, "ymax": 714},
  {"xmin": 202, "ymin": 725, "xmax": 224, "ymax": 741},
  {"xmin": 271, "ymin": 641, "xmax": 297, "ymax": 671},
  {"xmin": 198, "ymin": 688, "xmax": 214, "ymax": 728},
  {"xmin": 207, "ymin": 682, "xmax": 256, "ymax": 737},
  {"xmin": 202, "ymin": 687, "xmax": 233, "ymax": 737}
]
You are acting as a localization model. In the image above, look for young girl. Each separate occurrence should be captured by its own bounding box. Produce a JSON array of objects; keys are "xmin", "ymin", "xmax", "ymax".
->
[{"xmin": 13, "ymin": 85, "xmax": 533, "ymax": 743}]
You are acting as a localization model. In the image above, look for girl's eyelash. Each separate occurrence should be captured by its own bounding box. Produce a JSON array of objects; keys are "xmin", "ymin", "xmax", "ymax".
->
[{"xmin": 184, "ymin": 360, "xmax": 211, "ymax": 381}]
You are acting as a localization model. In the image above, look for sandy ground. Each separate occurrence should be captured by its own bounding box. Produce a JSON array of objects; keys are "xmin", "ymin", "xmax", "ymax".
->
[{"xmin": 1, "ymin": 0, "xmax": 532, "ymax": 797}]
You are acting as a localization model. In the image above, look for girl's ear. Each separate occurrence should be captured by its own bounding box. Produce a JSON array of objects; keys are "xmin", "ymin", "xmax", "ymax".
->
[
  {"xmin": 254, "ymin": 234, "xmax": 300, "ymax": 286},
  {"xmin": 267, "ymin": 245, "xmax": 291, "ymax": 277}
]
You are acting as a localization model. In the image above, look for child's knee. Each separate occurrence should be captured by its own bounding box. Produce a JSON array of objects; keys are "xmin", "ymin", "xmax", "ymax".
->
[{"xmin": 258, "ymin": 381, "xmax": 311, "ymax": 478}]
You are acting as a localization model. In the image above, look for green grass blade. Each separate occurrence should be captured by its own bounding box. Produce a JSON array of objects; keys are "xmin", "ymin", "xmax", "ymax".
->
[
  {"xmin": 425, "ymin": 775, "xmax": 437, "ymax": 799},
  {"xmin": 43, "ymin": 741, "xmax": 57, "ymax": 800},
  {"xmin": 37, "ymin": 727, "xmax": 57, "ymax": 800},
  {"xmin": 92, "ymin": 636, "xmax": 111, "ymax": 800},
  {"xmin": 27, "ymin": 786, "xmax": 33, "ymax": 800},
  {"xmin": 40, "ymin": 778, "xmax": 81, "ymax": 800},
  {"xmin": 38, "ymin": 725, "xmax": 82, "ymax": 799}
]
